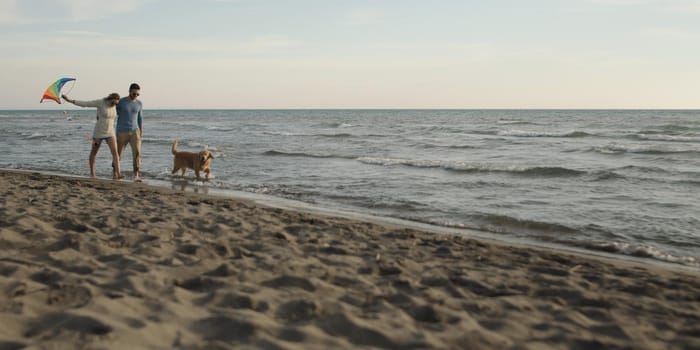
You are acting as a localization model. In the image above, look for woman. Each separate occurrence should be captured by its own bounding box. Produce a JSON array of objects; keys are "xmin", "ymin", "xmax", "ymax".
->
[{"xmin": 61, "ymin": 93, "xmax": 123, "ymax": 179}]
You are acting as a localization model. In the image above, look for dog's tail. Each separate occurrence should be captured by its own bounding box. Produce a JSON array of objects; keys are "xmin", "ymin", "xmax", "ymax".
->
[{"xmin": 171, "ymin": 140, "xmax": 178, "ymax": 155}]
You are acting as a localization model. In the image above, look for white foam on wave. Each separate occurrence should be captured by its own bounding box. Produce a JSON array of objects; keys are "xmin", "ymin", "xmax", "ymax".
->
[
  {"xmin": 207, "ymin": 126, "xmax": 234, "ymax": 132},
  {"xmin": 498, "ymin": 130, "xmax": 589, "ymax": 138},
  {"xmin": 355, "ymin": 157, "xmax": 583, "ymax": 176},
  {"xmin": 186, "ymin": 141, "xmax": 210, "ymax": 149},
  {"xmin": 496, "ymin": 120, "xmax": 529, "ymax": 125},
  {"xmin": 262, "ymin": 131, "xmax": 299, "ymax": 136},
  {"xmin": 168, "ymin": 121, "xmax": 201, "ymax": 128},
  {"xmin": 603, "ymin": 242, "xmax": 699, "ymax": 267},
  {"xmin": 595, "ymin": 143, "xmax": 699, "ymax": 154},
  {"xmin": 637, "ymin": 134, "xmax": 700, "ymax": 143}
]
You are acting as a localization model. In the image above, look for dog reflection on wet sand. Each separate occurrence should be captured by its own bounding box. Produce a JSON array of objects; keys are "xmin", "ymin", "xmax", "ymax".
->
[{"xmin": 171, "ymin": 140, "xmax": 213, "ymax": 180}]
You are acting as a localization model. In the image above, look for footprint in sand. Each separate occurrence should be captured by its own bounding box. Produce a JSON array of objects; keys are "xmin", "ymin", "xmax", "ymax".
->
[
  {"xmin": 0, "ymin": 341, "xmax": 25, "ymax": 350},
  {"xmin": 223, "ymin": 293, "xmax": 268, "ymax": 312},
  {"xmin": 54, "ymin": 219, "xmax": 91, "ymax": 233},
  {"xmin": 24, "ymin": 312, "xmax": 112, "ymax": 338},
  {"xmin": 261, "ymin": 275, "xmax": 316, "ymax": 291},
  {"xmin": 275, "ymin": 299, "xmax": 318, "ymax": 323},
  {"xmin": 4, "ymin": 281, "xmax": 26, "ymax": 297},
  {"xmin": 175, "ymin": 276, "xmax": 225, "ymax": 293},
  {"xmin": 317, "ymin": 313, "xmax": 409, "ymax": 350},
  {"xmin": 203, "ymin": 263, "xmax": 235, "ymax": 277},
  {"xmin": 29, "ymin": 269, "xmax": 63, "ymax": 286},
  {"xmin": 190, "ymin": 315, "xmax": 255, "ymax": 342},
  {"xmin": 47, "ymin": 284, "xmax": 92, "ymax": 308},
  {"xmin": 277, "ymin": 327, "xmax": 306, "ymax": 342}
]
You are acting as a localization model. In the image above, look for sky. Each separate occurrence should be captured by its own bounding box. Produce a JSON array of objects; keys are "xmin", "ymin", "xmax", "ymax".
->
[{"xmin": 1, "ymin": 0, "xmax": 699, "ymax": 109}]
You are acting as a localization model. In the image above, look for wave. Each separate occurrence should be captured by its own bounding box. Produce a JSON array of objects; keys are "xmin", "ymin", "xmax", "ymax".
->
[
  {"xmin": 575, "ymin": 241, "xmax": 699, "ymax": 267},
  {"xmin": 588, "ymin": 166, "xmax": 700, "ymax": 186},
  {"xmin": 27, "ymin": 132, "xmax": 46, "ymax": 139},
  {"xmin": 472, "ymin": 213, "xmax": 580, "ymax": 235},
  {"xmin": 320, "ymin": 132, "xmax": 389, "ymax": 138},
  {"xmin": 186, "ymin": 141, "xmax": 213, "ymax": 149},
  {"xmin": 318, "ymin": 122, "xmax": 354, "ymax": 128},
  {"xmin": 413, "ymin": 213, "xmax": 581, "ymax": 239},
  {"xmin": 615, "ymin": 165, "xmax": 673, "ymax": 174},
  {"xmin": 21, "ymin": 132, "xmax": 71, "ymax": 142},
  {"xmin": 637, "ymin": 129, "xmax": 677, "ymax": 135},
  {"xmin": 468, "ymin": 130, "xmax": 501, "ymax": 136},
  {"xmin": 262, "ymin": 131, "xmax": 380, "ymax": 138},
  {"xmin": 425, "ymin": 126, "xmax": 466, "ymax": 133},
  {"xmin": 677, "ymin": 179, "xmax": 700, "ymax": 187},
  {"xmin": 356, "ymin": 157, "xmax": 585, "ymax": 177},
  {"xmin": 498, "ymin": 130, "xmax": 592, "ymax": 138},
  {"xmin": 496, "ymin": 120, "xmax": 535, "ymax": 125},
  {"xmin": 206, "ymin": 126, "xmax": 235, "ymax": 132},
  {"xmin": 317, "ymin": 133, "xmax": 353, "ymax": 138},
  {"xmin": 422, "ymin": 212, "xmax": 699, "ymax": 267},
  {"xmin": 161, "ymin": 121, "xmax": 238, "ymax": 133},
  {"xmin": 648, "ymin": 124, "xmax": 700, "ymax": 133},
  {"xmin": 263, "ymin": 150, "xmax": 338, "ymax": 159},
  {"xmin": 447, "ymin": 144, "xmax": 477, "ymax": 149},
  {"xmin": 142, "ymin": 137, "xmax": 175, "ymax": 146},
  {"xmin": 144, "ymin": 138, "xmax": 219, "ymax": 153},
  {"xmin": 165, "ymin": 121, "xmax": 203, "ymax": 128},
  {"xmin": 323, "ymin": 194, "xmax": 425, "ymax": 211},
  {"xmin": 262, "ymin": 131, "xmax": 300, "ymax": 137},
  {"xmin": 589, "ymin": 170, "xmax": 626, "ymax": 181},
  {"xmin": 419, "ymin": 143, "xmax": 477, "ymax": 149},
  {"xmin": 592, "ymin": 143, "xmax": 700, "ymax": 155},
  {"xmin": 634, "ymin": 134, "xmax": 700, "ymax": 143},
  {"xmin": 262, "ymin": 152, "xmax": 585, "ymax": 177}
]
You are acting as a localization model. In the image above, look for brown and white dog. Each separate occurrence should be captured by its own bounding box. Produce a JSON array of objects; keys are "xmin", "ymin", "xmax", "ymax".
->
[{"xmin": 171, "ymin": 140, "xmax": 213, "ymax": 180}]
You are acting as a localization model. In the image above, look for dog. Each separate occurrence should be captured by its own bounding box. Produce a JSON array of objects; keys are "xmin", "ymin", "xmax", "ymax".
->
[{"xmin": 171, "ymin": 140, "xmax": 214, "ymax": 180}]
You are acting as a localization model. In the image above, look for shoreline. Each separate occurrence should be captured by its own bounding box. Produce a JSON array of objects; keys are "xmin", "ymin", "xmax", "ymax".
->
[
  {"xmin": 6, "ymin": 167, "xmax": 698, "ymax": 273},
  {"xmin": 1, "ymin": 169, "xmax": 699, "ymax": 349},
  {"xmin": 152, "ymin": 178, "xmax": 700, "ymax": 274}
]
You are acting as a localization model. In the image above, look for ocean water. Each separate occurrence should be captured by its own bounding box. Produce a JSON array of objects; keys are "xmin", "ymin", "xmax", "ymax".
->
[{"xmin": 1, "ymin": 109, "xmax": 699, "ymax": 267}]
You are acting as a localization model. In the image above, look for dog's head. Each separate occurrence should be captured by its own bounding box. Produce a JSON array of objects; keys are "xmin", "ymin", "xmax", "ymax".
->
[{"xmin": 199, "ymin": 150, "xmax": 213, "ymax": 166}]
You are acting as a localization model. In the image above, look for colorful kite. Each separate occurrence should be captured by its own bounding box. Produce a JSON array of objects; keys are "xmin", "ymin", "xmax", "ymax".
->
[{"xmin": 40, "ymin": 78, "xmax": 76, "ymax": 104}]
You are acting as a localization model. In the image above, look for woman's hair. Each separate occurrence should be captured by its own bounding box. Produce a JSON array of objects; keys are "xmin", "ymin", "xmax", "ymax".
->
[{"xmin": 105, "ymin": 93, "xmax": 120, "ymax": 101}]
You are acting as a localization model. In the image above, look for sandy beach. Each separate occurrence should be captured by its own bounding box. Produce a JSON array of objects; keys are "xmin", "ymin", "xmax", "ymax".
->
[{"xmin": 0, "ymin": 169, "xmax": 699, "ymax": 349}]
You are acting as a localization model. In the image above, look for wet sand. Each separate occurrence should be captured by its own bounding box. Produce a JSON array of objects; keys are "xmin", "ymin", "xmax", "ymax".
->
[{"xmin": 0, "ymin": 169, "xmax": 699, "ymax": 349}]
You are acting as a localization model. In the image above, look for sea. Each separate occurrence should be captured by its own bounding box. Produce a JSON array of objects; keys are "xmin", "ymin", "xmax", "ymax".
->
[{"xmin": 1, "ymin": 109, "xmax": 699, "ymax": 268}]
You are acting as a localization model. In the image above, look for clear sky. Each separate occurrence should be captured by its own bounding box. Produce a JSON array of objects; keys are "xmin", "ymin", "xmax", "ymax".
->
[{"xmin": 1, "ymin": 0, "xmax": 699, "ymax": 109}]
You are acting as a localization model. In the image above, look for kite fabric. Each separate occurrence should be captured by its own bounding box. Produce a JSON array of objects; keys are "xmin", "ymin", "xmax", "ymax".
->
[{"xmin": 40, "ymin": 78, "xmax": 76, "ymax": 104}]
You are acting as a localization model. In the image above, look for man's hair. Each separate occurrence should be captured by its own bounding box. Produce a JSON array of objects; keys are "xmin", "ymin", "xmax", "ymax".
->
[{"xmin": 129, "ymin": 83, "xmax": 140, "ymax": 90}]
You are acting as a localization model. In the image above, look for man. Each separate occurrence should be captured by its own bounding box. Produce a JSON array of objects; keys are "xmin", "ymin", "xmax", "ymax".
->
[{"xmin": 116, "ymin": 83, "xmax": 143, "ymax": 181}]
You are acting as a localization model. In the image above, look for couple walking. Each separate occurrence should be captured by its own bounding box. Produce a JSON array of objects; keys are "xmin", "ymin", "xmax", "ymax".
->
[{"xmin": 62, "ymin": 83, "xmax": 143, "ymax": 180}]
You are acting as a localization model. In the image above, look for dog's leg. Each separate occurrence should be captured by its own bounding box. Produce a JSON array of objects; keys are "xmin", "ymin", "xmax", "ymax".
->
[{"xmin": 195, "ymin": 170, "xmax": 201, "ymax": 180}]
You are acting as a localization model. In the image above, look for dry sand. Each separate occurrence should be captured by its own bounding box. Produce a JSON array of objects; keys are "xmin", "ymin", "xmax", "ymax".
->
[{"xmin": 0, "ymin": 169, "xmax": 699, "ymax": 349}]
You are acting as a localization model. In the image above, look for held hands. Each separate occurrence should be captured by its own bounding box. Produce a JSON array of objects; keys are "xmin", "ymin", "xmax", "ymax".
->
[{"xmin": 61, "ymin": 94, "xmax": 73, "ymax": 103}]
